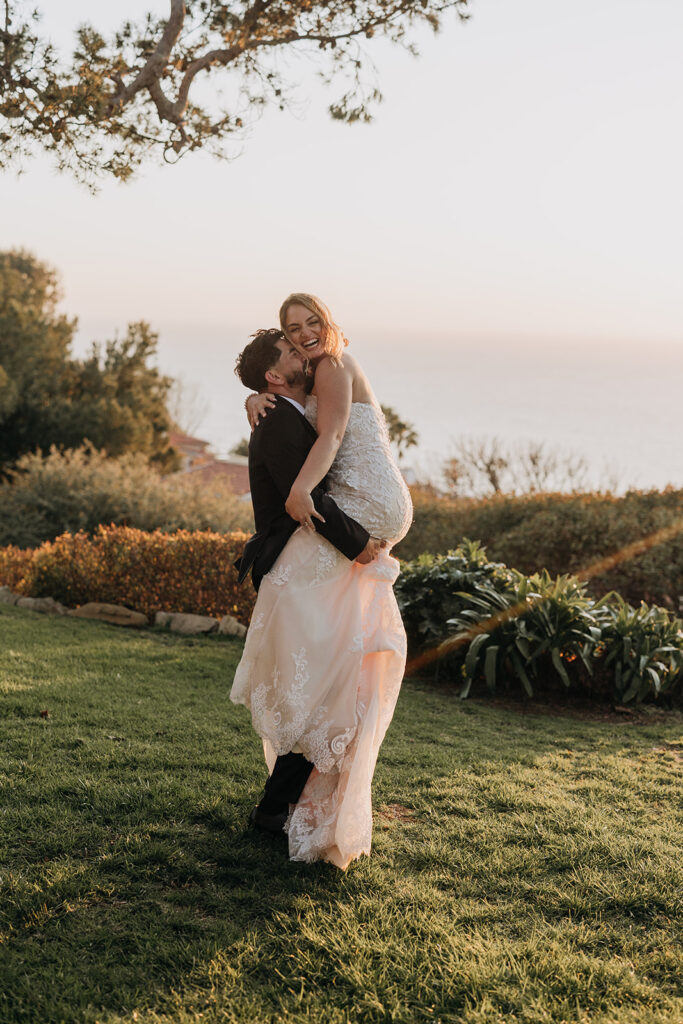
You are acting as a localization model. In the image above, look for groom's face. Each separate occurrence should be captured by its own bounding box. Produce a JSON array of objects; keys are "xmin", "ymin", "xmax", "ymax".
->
[{"xmin": 272, "ymin": 340, "xmax": 306, "ymax": 387}]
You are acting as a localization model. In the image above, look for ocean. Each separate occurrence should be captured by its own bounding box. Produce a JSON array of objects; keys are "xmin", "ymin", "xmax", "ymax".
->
[{"xmin": 75, "ymin": 323, "xmax": 682, "ymax": 493}]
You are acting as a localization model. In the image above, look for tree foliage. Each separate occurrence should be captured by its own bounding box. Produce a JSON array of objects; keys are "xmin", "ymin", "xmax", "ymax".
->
[
  {"xmin": 230, "ymin": 437, "xmax": 250, "ymax": 457},
  {"xmin": 0, "ymin": 0, "xmax": 469, "ymax": 184},
  {"xmin": 0, "ymin": 250, "xmax": 178, "ymax": 472},
  {"xmin": 380, "ymin": 403, "xmax": 418, "ymax": 462}
]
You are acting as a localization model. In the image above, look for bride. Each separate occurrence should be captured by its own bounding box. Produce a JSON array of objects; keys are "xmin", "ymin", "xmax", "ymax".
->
[{"xmin": 231, "ymin": 293, "xmax": 412, "ymax": 869}]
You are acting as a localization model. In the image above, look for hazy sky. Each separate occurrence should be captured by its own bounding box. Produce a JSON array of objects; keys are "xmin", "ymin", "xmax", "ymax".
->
[{"xmin": 2, "ymin": 0, "xmax": 682, "ymax": 479}]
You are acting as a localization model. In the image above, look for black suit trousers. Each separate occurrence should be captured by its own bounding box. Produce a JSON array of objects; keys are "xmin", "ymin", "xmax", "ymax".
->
[{"xmin": 258, "ymin": 752, "xmax": 314, "ymax": 816}]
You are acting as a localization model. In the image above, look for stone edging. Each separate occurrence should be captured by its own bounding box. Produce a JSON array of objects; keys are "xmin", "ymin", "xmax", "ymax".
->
[{"xmin": 0, "ymin": 586, "xmax": 246, "ymax": 638}]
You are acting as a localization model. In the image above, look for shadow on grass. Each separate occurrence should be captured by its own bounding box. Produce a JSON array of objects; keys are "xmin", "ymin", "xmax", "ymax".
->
[
  {"xmin": 2, "ymin": 784, "xmax": 366, "ymax": 1022},
  {"xmin": 0, "ymin": 608, "xmax": 364, "ymax": 1020},
  {"xmin": 2, "ymin": 758, "xmax": 354, "ymax": 1021}
]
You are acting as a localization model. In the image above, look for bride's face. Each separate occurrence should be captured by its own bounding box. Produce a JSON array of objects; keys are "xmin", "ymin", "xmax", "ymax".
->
[{"xmin": 284, "ymin": 303, "xmax": 325, "ymax": 362}]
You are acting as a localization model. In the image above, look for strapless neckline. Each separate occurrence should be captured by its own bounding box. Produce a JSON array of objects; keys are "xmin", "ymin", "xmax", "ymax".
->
[{"xmin": 306, "ymin": 396, "xmax": 378, "ymax": 412}]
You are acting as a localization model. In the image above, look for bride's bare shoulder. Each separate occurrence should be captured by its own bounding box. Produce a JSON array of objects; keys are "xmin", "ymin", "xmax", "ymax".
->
[
  {"xmin": 340, "ymin": 350, "xmax": 363, "ymax": 372},
  {"xmin": 314, "ymin": 351, "xmax": 375, "ymax": 404},
  {"xmin": 315, "ymin": 353, "xmax": 354, "ymax": 382}
]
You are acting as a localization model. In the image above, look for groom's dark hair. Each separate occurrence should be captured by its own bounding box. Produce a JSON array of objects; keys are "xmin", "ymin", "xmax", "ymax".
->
[{"xmin": 235, "ymin": 329, "xmax": 286, "ymax": 392}]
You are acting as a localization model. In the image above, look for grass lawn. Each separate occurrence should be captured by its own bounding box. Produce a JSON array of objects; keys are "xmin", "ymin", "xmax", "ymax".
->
[{"xmin": 1, "ymin": 603, "xmax": 682, "ymax": 1024}]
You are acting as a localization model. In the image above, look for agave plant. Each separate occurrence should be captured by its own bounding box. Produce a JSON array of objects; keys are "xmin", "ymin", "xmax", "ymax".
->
[
  {"xmin": 594, "ymin": 595, "xmax": 683, "ymax": 703},
  {"xmin": 395, "ymin": 539, "xmax": 515, "ymax": 677},
  {"xmin": 446, "ymin": 570, "xmax": 602, "ymax": 699}
]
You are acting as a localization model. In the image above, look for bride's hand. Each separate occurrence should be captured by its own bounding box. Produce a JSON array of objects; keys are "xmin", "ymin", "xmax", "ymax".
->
[
  {"xmin": 286, "ymin": 485, "xmax": 325, "ymax": 530},
  {"xmin": 245, "ymin": 392, "xmax": 276, "ymax": 430}
]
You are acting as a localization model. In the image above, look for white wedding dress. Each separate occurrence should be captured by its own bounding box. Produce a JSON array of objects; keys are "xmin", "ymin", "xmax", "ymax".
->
[{"xmin": 231, "ymin": 398, "xmax": 412, "ymax": 868}]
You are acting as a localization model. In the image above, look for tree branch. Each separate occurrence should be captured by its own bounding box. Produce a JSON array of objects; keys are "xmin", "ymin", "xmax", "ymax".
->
[
  {"xmin": 173, "ymin": 43, "xmax": 244, "ymax": 117},
  {"xmin": 108, "ymin": 0, "xmax": 186, "ymax": 112},
  {"xmin": 114, "ymin": 0, "xmax": 464, "ymax": 131},
  {"xmin": 0, "ymin": 0, "xmax": 470, "ymax": 182}
]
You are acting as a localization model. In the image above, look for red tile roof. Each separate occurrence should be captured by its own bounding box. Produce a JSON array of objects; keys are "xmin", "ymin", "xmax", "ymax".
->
[{"xmin": 168, "ymin": 430, "xmax": 211, "ymax": 453}]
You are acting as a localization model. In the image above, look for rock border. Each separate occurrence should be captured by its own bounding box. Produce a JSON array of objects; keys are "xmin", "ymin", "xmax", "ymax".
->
[{"xmin": 0, "ymin": 586, "xmax": 247, "ymax": 638}]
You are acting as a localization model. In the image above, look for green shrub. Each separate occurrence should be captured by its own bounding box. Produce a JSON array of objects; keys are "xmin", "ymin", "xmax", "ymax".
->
[
  {"xmin": 0, "ymin": 445, "xmax": 254, "ymax": 548},
  {"xmin": 446, "ymin": 569, "xmax": 602, "ymax": 698},
  {"xmin": 394, "ymin": 540, "xmax": 516, "ymax": 681},
  {"xmin": 594, "ymin": 595, "xmax": 683, "ymax": 704},
  {"xmin": 394, "ymin": 490, "xmax": 462, "ymax": 562},
  {"xmin": 396, "ymin": 540, "xmax": 683, "ymax": 705},
  {"xmin": 395, "ymin": 487, "xmax": 683, "ymax": 609}
]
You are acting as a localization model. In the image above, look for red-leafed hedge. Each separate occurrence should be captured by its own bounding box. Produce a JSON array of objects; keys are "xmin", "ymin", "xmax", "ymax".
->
[
  {"xmin": 0, "ymin": 525, "xmax": 256, "ymax": 624},
  {"xmin": 0, "ymin": 545, "xmax": 34, "ymax": 592}
]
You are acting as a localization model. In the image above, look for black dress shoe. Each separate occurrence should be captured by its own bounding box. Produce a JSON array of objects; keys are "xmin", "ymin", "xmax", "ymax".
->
[{"xmin": 249, "ymin": 806, "xmax": 288, "ymax": 835}]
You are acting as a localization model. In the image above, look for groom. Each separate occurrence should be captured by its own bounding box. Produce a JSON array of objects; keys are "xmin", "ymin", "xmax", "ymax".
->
[{"xmin": 234, "ymin": 329, "xmax": 381, "ymax": 834}]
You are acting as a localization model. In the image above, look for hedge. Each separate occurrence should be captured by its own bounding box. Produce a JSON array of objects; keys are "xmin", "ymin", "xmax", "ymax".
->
[
  {"xmin": 395, "ymin": 487, "xmax": 683, "ymax": 609},
  {"xmin": 3, "ymin": 528, "xmax": 681, "ymax": 705},
  {"xmin": 0, "ymin": 525, "xmax": 256, "ymax": 625}
]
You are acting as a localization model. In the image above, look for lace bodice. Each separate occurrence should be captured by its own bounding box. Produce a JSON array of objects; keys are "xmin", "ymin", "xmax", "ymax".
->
[{"xmin": 305, "ymin": 397, "xmax": 413, "ymax": 545}]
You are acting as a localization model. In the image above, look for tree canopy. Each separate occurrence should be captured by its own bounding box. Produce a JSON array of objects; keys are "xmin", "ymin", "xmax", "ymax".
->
[
  {"xmin": 0, "ymin": 250, "xmax": 178, "ymax": 472},
  {"xmin": 0, "ymin": 0, "xmax": 468, "ymax": 184}
]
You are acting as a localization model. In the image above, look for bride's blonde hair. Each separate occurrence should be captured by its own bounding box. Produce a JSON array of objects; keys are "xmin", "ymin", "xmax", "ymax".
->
[{"xmin": 279, "ymin": 292, "xmax": 349, "ymax": 363}]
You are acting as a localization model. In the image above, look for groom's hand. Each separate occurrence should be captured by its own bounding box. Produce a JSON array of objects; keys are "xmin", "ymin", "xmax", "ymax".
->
[{"xmin": 355, "ymin": 537, "xmax": 384, "ymax": 564}]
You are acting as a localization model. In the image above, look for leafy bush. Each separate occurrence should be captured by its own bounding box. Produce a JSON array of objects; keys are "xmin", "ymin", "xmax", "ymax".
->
[
  {"xmin": 394, "ymin": 540, "xmax": 515, "ymax": 681},
  {"xmin": 446, "ymin": 570, "xmax": 602, "ymax": 698},
  {"xmin": 396, "ymin": 487, "xmax": 683, "ymax": 609},
  {"xmin": 396, "ymin": 540, "xmax": 683, "ymax": 705},
  {"xmin": 0, "ymin": 545, "xmax": 34, "ymax": 592},
  {"xmin": 0, "ymin": 525, "xmax": 256, "ymax": 624},
  {"xmin": 0, "ymin": 445, "xmax": 254, "ymax": 548},
  {"xmin": 593, "ymin": 596, "xmax": 683, "ymax": 704}
]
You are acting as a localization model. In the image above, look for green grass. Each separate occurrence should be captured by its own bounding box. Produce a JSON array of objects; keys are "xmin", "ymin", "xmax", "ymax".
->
[{"xmin": 1, "ymin": 603, "xmax": 682, "ymax": 1024}]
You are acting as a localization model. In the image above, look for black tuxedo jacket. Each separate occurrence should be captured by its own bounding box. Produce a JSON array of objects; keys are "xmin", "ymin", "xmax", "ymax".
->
[{"xmin": 235, "ymin": 396, "xmax": 369, "ymax": 591}]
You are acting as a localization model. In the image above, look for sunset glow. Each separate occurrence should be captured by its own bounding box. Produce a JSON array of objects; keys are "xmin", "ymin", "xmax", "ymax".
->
[{"xmin": 3, "ymin": 0, "xmax": 681, "ymax": 485}]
